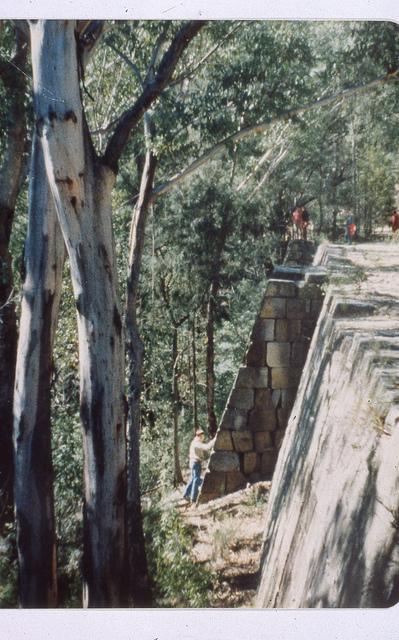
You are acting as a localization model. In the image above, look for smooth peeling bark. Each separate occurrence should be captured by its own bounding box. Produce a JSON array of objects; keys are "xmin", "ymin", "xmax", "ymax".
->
[
  {"xmin": 125, "ymin": 132, "xmax": 156, "ymax": 606},
  {"xmin": 76, "ymin": 165, "xmax": 128, "ymax": 607},
  {"xmin": 30, "ymin": 20, "xmax": 127, "ymax": 607},
  {"xmin": 14, "ymin": 138, "xmax": 65, "ymax": 607},
  {"xmin": 0, "ymin": 28, "xmax": 28, "ymax": 533}
]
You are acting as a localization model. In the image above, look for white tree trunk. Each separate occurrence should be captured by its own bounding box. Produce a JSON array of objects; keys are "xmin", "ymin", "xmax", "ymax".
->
[
  {"xmin": 30, "ymin": 20, "xmax": 127, "ymax": 607},
  {"xmin": 14, "ymin": 137, "xmax": 65, "ymax": 607}
]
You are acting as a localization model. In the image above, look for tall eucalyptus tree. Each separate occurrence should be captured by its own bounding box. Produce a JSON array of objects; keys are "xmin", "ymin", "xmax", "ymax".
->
[{"xmin": 16, "ymin": 19, "xmax": 205, "ymax": 607}]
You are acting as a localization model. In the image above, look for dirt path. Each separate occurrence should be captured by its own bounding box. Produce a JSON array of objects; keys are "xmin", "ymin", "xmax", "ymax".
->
[{"xmin": 175, "ymin": 481, "xmax": 270, "ymax": 607}]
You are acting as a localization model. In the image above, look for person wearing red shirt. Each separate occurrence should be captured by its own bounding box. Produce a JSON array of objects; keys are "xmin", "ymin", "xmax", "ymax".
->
[{"xmin": 391, "ymin": 210, "xmax": 399, "ymax": 234}]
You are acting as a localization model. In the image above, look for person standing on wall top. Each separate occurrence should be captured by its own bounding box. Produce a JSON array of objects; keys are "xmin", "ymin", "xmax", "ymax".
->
[
  {"xmin": 183, "ymin": 429, "xmax": 216, "ymax": 504},
  {"xmin": 345, "ymin": 213, "xmax": 356, "ymax": 245},
  {"xmin": 391, "ymin": 209, "xmax": 399, "ymax": 235},
  {"xmin": 292, "ymin": 206, "xmax": 303, "ymax": 239}
]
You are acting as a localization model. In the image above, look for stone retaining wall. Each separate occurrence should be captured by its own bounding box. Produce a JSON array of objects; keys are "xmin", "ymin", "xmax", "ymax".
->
[
  {"xmin": 198, "ymin": 241, "xmax": 326, "ymax": 503},
  {"xmin": 256, "ymin": 243, "xmax": 399, "ymax": 607}
]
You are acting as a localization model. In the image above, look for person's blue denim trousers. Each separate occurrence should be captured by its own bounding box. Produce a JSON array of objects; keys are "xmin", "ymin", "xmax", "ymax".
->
[{"xmin": 183, "ymin": 461, "xmax": 202, "ymax": 502}]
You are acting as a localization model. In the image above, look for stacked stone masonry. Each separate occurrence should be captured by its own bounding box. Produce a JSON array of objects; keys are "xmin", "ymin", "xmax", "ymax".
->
[
  {"xmin": 256, "ymin": 243, "xmax": 399, "ymax": 607},
  {"xmin": 199, "ymin": 241, "xmax": 325, "ymax": 503}
]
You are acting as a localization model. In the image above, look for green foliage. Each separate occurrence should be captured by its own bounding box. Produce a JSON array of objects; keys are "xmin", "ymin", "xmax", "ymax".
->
[
  {"xmin": 350, "ymin": 21, "xmax": 399, "ymax": 75},
  {"xmin": 143, "ymin": 498, "xmax": 215, "ymax": 607},
  {"xmin": 358, "ymin": 146, "xmax": 395, "ymax": 233},
  {"xmin": 140, "ymin": 412, "xmax": 176, "ymax": 493},
  {"xmin": 51, "ymin": 267, "xmax": 83, "ymax": 607},
  {"xmin": 0, "ymin": 525, "xmax": 18, "ymax": 608}
]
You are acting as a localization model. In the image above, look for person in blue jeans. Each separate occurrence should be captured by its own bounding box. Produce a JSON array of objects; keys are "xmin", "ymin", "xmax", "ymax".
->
[{"xmin": 183, "ymin": 429, "xmax": 215, "ymax": 504}]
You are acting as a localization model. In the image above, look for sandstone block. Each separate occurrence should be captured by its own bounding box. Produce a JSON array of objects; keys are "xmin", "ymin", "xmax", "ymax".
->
[
  {"xmin": 267, "ymin": 342, "xmax": 291, "ymax": 367},
  {"xmin": 200, "ymin": 471, "xmax": 226, "ymax": 497},
  {"xmin": 226, "ymin": 471, "xmax": 247, "ymax": 493},
  {"xmin": 251, "ymin": 318, "xmax": 275, "ymax": 341},
  {"xmin": 333, "ymin": 300, "xmax": 377, "ymax": 318},
  {"xmin": 228, "ymin": 388, "xmax": 254, "ymax": 410},
  {"xmin": 304, "ymin": 267, "xmax": 327, "ymax": 284},
  {"xmin": 254, "ymin": 431, "xmax": 273, "ymax": 451},
  {"xmin": 275, "ymin": 319, "xmax": 289, "ymax": 341},
  {"xmin": 275, "ymin": 319, "xmax": 302, "ymax": 341},
  {"xmin": 260, "ymin": 297, "xmax": 286, "ymax": 319},
  {"xmin": 272, "ymin": 389, "xmax": 281, "ymax": 408},
  {"xmin": 220, "ymin": 408, "xmax": 248, "ymax": 431},
  {"xmin": 215, "ymin": 430, "xmax": 234, "ymax": 451},
  {"xmin": 235, "ymin": 366, "xmax": 255, "ymax": 388},
  {"xmin": 281, "ymin": 388, "xmax": 296, "ymax": 410},
  {"xmin": 209, "ymin": 451, "xmax": 240, "ymax": 472},
  {"xmin": 254, "ymin": 388, "xmax": 273, "ymax": 408},
  {"xmin": 287, "ymin": 298, "xmax": 307, "ymax": 320},
  {"xmin": 232, "ymin": 430, "xmax": 253, "ymax": 452},
  {"xmin": 235, "ymin": 366, "xmax": 269, "ymax": 389},
  {"xmin": 273, "ymin": 265, "xmax": 305, "ymax": 279},
  {"xmin": 260, "ymin": 448, "xmax": 278, "ymax": 476},
  {"xmin": 271, "ymin": 367, "xmax": 302, "ymax": 389},
  {"xmin": 253, "ymin": 368, "xmax": 269, "ymax": 388},
  {"xmin": 297, "ymin": 281, "xmax": 323, "ymax": 299},
  {"xmin": 246, "ymin": 340, "xmax": 266, "ymax": 367},
  {"xmin": 271, "ymin": 367, "xmax": 289, "ymax": 389},
  {"xmin": 248, "ymin": 406, "xmax": 277, "ymax": 431},
  {"xmin": 243, "ymin": 452, "xmax": 259, "ymax": 474},
  {"xmin": 266, "ymin": 280, "xmax": 297, "ymax": 298}
]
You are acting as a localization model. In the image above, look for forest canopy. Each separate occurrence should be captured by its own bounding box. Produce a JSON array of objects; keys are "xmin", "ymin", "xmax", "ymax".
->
[{"xmin": 0, "ymin": 18, "xmax": 398, "ymax": 608}]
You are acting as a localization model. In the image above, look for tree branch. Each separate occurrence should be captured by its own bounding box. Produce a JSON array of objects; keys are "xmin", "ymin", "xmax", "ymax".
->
[
  {"xmin": 102, "ymin": 20, "xmax": 207, "ymax": 173},
  {"xmin": 145, "ymin": 24, "xmax": 169, "ymax": 84},
  {"xmin": 106, "ymin": 39, "xmax": 144, "ymax": 87},
  {"xmin": 170, "ymin": 21, "xmax": 243, "ymax": 86},
  {"xmin": 236, "ymin": 123, "xmax": 290, "ymax": 192},
  {"xmin": 151, "ymin": 68, "xmax": 399, "ymax": 200},
  {"xmin": 0, "ymin": 27, "xmax": 28, "ymax": 89},
  {"xmin": 90, "ymin": 117, "xmax": 119, "ymax": 136},
  {"xmin": 248, "ymin": 146, "xmax": 290, "ymax": 199}
]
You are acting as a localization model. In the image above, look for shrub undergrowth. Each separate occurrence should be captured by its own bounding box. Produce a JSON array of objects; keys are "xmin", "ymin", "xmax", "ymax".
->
[{"xmin": 143, "ymin": 497, "xmax": 215, "ymax": 607}]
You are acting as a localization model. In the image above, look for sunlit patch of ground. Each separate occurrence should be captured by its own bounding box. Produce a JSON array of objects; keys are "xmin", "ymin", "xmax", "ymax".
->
[{"xmin": 175, "ymin": 481, "xmax": 270, "ymax": 607}]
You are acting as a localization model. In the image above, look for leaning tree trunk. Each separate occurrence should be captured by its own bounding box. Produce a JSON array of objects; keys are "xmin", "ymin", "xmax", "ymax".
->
[
  {"xmin": 14, "ymin": 137, "xmax": 65, "ymax": 607},
  {"xmin": 206, "ymin": 280, "xmax": 218, "ymax": 437},
  {"xmin": 191, "ymin": 316, "xmax": 198, "ymax": 433},
  {"xmin": 30, "ymin": 20, "xmax": 127, "ymax": 607},
  {"xmin": 158, "ymin": 277, "xmax": 188, "ymax": 484},
  {"xmin": 0, "ymin": 27, "xmax": 27, "ymax": 534},
  {"xmin": 124, "ymin": 116, "xmax": 156, "ymax": 606}
]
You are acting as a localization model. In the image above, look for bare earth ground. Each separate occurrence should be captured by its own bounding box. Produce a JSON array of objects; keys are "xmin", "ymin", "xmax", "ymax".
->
[{"xmin": 174, "ymin": 481, "xmax": 271, "ymax": 607}]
